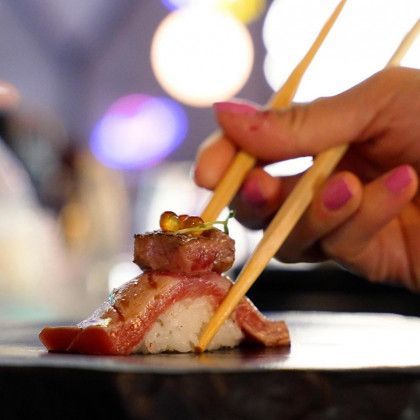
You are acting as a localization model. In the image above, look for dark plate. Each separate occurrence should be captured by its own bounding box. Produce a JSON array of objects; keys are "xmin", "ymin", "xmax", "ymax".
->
[{"xmin": 1, "ymin": 311, "xmax": 420, "ymax": 373}]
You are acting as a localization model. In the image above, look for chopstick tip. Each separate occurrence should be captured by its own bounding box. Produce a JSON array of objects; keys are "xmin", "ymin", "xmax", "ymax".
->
[{"xmin": 194, "ymin": 344, "xmax": 205, "ymax": 354}]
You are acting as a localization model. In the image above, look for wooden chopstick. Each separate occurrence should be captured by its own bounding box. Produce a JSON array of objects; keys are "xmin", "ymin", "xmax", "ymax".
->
[
  {"xmin": 387, "ymin": 19, "xmax": 419, "ymax": 66},
  {"xmin": 200, "ymin": 0, "xmax": 347, "ymax": 222},
  {"xmin": 197, "ymin": 19, "xmax": 420, "ymax": 353}
]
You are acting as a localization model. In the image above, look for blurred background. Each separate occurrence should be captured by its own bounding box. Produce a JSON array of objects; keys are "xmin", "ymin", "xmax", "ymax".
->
[{"xmin": 0, "ymin": 0, "xmax": 418, "ymax": 322}]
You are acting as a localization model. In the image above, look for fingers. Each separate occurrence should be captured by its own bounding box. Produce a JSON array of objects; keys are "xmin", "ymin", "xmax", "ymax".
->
[
  {"xmin": 229, "ymin": 169, "xmax": 363, "ymax": 255},
  {"xmin": 213, "ymin": 67, "xmax": 418, "ymax": 162},
  {"xmin": 0, "ymin": 81, "xmax": 20, "ymax": 111},
  {"xmin": 194, "ymin": 130, "xmax": 237, "ymax": 190},
  {"xmin": 230, "ymin": 167, "xmax": 284, "ymax": 230},
  {"xmin": 194, "ymin": 67, "xmax": 420, "ymax": 193},
  {"xmin": 320, "ymin": 165, "xmax": 419, "ymax": 282},
  {"xmin": 277, "ymin": 172, "xmax": 363, "ymax": 262},
  {"xmin": 194, "ymin": 102, "xmax": 262, "ymax": 190},
  {"xmin": 233, "ymin": 164, "xmax": 418, "ymax": 284}
]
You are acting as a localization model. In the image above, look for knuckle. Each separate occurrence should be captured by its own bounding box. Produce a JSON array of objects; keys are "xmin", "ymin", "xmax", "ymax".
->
[
  {"xmin": 319, "ymin": 237, "xmax": 345, "ymax": 261},
  {"xmin": 370, "ymin": 67, "xmax": 415, "ymax": 96},
  {"xmin": 274, "ymin": 104, "xmax": 311, "ymax": 156}
]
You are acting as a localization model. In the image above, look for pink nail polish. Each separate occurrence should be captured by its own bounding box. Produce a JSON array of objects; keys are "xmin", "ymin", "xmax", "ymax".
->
[
  {"xmin": 213, "ymin": 101, "xmax": 257, "ymax": 115},
  {"xmin": 322, "ymin": 178, "xmax": 352, "ymax": 211},
  {"xmin": 241, "ymin": 178, "xmax": 266, "ymax": 207},
  {"xmin": 384, "ymin": 165, "xmax": 412, "ymax": 194}
]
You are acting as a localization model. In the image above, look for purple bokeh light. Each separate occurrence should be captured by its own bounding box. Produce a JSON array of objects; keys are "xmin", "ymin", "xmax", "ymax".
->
[
  {"xmin": 161, "ymin": 0, "xmax": 190, "ymax": 11},
  {"xmin": 90, "ymin": 94, "xmax": 188, "ymax": 170}
]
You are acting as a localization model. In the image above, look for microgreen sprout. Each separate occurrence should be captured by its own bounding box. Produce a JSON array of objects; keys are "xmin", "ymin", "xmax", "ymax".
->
[{"xmin": 175, "ymin": 210, "xmax": 235, "ymax": 235}]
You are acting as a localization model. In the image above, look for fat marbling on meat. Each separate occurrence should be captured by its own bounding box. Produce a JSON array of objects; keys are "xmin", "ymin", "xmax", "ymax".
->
[{"xmin": 40, "ymin": 224, "xmax": 290, "ymax": 355}]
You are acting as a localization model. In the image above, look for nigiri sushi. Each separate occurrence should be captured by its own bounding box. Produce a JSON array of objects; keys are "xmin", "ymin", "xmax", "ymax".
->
[{"xmin": 40, "ymin": 212, "xmax": 290, "ymax": 355}]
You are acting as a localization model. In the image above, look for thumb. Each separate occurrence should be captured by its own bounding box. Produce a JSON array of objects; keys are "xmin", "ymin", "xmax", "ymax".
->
[{"xmin": 214, "ymin": 68, "xmax": 408, "ymax": 162}]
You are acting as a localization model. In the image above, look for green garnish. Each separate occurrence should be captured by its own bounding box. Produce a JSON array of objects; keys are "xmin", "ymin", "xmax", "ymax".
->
[
  {"xmin": 108, "ymin": 291, "xmax": 116, "ymax": 306},
  {"xmin": 175, "ymin": 210, "xmax": 235, "ymax": 235}
]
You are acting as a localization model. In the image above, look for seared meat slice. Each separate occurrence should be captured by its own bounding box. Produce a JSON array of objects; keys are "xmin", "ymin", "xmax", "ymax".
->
[
  {"xmin": 39, "ymin": 271, "xmax": 290, "ymax": 355},
  {"xmin": 134, "ymin": 228, "xmax": 235, "ymax": 273}
]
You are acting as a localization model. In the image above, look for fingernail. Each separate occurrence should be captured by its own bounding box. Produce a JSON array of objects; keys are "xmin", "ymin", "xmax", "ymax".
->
[
  {"xmin": 213, "ymin": 101, "xmax": 257, "ymax": 115},
  {"xmin": 384, "ymin": 165, "xmax": 412, "ymax": 194},
  {"xmin": 322, "ymin": 178, "xmax": 352, "ymax": 211},
  {"xmin": 241, "ymin": 178, "xmax": 266, "ymax": 207}
]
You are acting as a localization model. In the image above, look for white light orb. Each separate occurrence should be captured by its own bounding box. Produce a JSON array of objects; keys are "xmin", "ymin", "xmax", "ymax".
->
[
  {"xmin": 151, "ymin": 8, "xmax": 254, "ymax": 107},
  {"xmin": 263, "ymin": 0, "xmax": 420, "ymax": 102},
  {"xmin": 108, "ymin": 261, "xmax": 141, "ymax": 292},
  {"xmin": 263, "ymin": 53, "xmax": 288, "ymax": 92}
]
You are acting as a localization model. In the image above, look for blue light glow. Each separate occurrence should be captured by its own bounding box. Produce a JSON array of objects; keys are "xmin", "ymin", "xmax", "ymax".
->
[
  {"xmin": 162, "ymin": 0, "xmax": 190, "ymax": 11},
  {"xmin": 161, "ymin": 0, "xmax": 217, "ymax": 11},
  {"xmin": 90, "ymin": 95, "xmax": 188, "ymax": 170}
]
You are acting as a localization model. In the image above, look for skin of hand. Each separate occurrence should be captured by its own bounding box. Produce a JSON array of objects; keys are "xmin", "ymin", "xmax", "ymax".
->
[
  {"xmin": 0, "ymin": 81, "xmax": 20, "ymax": 111},
  {"xmin": 195, "ymin": 67, "xmax": 420, "ymax": 290}
]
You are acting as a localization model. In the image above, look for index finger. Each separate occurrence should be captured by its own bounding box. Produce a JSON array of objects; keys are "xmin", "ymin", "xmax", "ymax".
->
[{"xmin": 214, "ymin": 67, "xmax": 417, "ymax": 162}]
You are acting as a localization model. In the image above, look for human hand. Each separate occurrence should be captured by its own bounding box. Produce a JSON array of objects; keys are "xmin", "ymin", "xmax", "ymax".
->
[
  {"xmin": 195, "ymin": 67, "xmax": 420, "ymax": 289},
  {"xmin": 0, "ymin": 81, "xmax": 20, "ymax": 111}
]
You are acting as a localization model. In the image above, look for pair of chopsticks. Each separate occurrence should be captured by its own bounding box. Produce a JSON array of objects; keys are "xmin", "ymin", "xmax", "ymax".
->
[
  {"xmin": 197, "ymin": 9, "xmax": 420, "ymax": 352},
  {"xmin": 200, "ymin": 0, "xmax": 347, "ymax": 223}
]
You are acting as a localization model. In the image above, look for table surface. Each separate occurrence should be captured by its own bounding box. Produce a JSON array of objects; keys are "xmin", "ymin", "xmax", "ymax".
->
[{"xmin": 1, "ymin": 311, "xmax": 420, "ymax": 374}]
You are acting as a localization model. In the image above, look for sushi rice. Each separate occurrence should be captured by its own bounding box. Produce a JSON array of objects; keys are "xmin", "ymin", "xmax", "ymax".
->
[{"xmin": 136, "ymin": 296, "xmax": 244, "ymax": 353}]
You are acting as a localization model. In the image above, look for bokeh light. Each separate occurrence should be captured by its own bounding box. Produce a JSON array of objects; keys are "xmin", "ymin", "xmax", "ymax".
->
[
  {"xmin": 162, "ymin": 0, "xmax": 188, "ymax": 10},
  {"xmin": 162, "ymin": 0, "xmax": 266, "ymax": 23},
  {"xmin": 162, "ymin": 0, "xmax": 214, "ymax": 10},
  {"xmin": 218, "ymin": 0, "xmax": 266, "ymax": 23},
  {"xmin": 108, "ymin": 260, "xmax": 141, "ymax": 292},
  {"xmin": 263, "ymin": 0, "xmax": 420, "ymax": 101},
  {"xmin": 90, "ymin": 94, "xmax": 188, "ymax": 170},
  {"xmin": 151, "ymin": 8, "xmax": 254, "ymax": 107}
]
